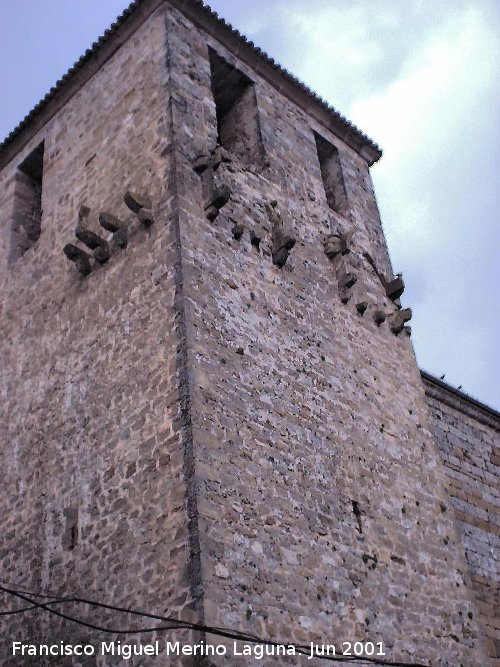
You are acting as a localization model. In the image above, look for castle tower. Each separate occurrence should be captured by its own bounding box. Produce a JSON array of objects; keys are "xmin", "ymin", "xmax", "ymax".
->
[{"xmin": 0, "ymin": 2, "xmax": 497, "ymax": 665}]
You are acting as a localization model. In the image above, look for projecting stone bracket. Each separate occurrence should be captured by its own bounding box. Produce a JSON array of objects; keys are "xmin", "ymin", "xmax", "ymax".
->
[
  {"xmin": 266, "ymin": 202, "xmax": 296, "ymax": 268},
  {"xmin": 373, "ymin": 310, "xmax": 386, "ymax": 326},
  {"xmin": 212, "ymin": 146, "xmax": 232, "ymax": 171},
  {"xmin": 124, "ymin": 191, "xmax": 154, "ymax": 227},
  {"xmin": 231, "ymin": 222, "xmax": 245, "ymax": 240},
  {"xmin": 63, "ymin": 243, "xmax": 92, "ymax": 276},
  {"xmin": 323, "ymin": 230, "xmax": 352, "ymax": 260},
  {"xmin": 388, "ymin": 308, "xmax": 412, "ymax": 335},
  {"xmin": 272, "ymin": 228, "xmax": 296, "ymax": 267},
  {"xmin": 75, "ymin": 226, "xmax": 110, "ymax": 264},
  {"xmin": 193, "ymin": 146, "xmax": 233, "ymax": 222},
  {"xmin": 64, "ymin": 192, "xmax": 155, "ymax": 277},
  {"xmin": 250, "ymin": 228, "xmax": 263, "ymax": 250},
  {"xmin": 192, "ymin": 153, "xmax": 211, "ymax": 174},
  {"xmin": 384, "ymin": 275, "xmax": 405, "ymax": 301},
  {"xmin": 356, "ymin": 301, "xmax": 368, "ymax": 316},
  {"xmin": 204, "ymin": 184, "xmax": 232, "ymax": 222},
  {"xmin": 337, "ymin": 253, "xmax": 361, "ymax": 303},
  {"xmin": 99, "ymin": 212, "xmax": 128, "ymax": 248},
  {"xmin": 337, "ymin": 268, "xmax": 357, "ymax": 304},
  {"xmin": 363, "ymin": 251, "xmax": 405, "ymax": 301}
]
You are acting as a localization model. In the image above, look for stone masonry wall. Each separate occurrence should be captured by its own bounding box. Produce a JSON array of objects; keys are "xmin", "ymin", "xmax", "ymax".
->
[
  {"xmin": 424, "ymin": 377, "xmax": 500, "ymax": 666},
  {"xmin": 0, "ymin": 7, "xmax": 200, "ymax": 666},
  {"xmin": 0, "ymin": 2, "xmax": 497, "ymax": 666},
  {"xmin": 167, "ymin": 4, "xmax": 491, "ymax": 666}
]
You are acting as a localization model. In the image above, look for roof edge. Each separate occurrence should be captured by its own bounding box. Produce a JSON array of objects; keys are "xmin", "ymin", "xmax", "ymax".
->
[
  {"xmin": 421, "ymin": 369, "xmax": 500, "ymax": 431},
  {"xmin": 0, "ymin": 0, "xmax": 382, "ymax": 171}
]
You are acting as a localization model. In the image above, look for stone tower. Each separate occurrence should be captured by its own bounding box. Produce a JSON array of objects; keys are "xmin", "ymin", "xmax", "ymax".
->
[{"xmin": 0, "ymin": 1, "xmax": 497, "ymax": 666}]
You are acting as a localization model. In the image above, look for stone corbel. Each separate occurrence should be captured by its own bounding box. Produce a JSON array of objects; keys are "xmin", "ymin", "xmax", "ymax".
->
[
  {"xmin": 266, "ymin": 202, "xmax": 296, "ymax": 268},
  {"xmin": 63, "ymin": 244, "xmax": 92, "ymax": 276},
  {"xmin": 124, "ymin": 191, "xmax": 154, "ymax": 226},
  {"xmin": 212, "ymin": 145, "xmax": 232, "ymax": 171},
  {"xmin": 272, "ymin": 228, "xmax": 296, "ymax": 267},
  {"xmin": 99, "ymin": 212, "xmax": 128, "ymax": 248},
  {"xmin": 75, "ymin": 226, "xmax": 110, "ymax": 264},
  {"xmin": 205, "ymin": 185, "xmax": 232, "ymax": 222},
  {"xmin": 192, "ymin": 148, "xmax": 232, "ymax": 222},
  {"xmin": 373, "ymin": 309, "xmax": 386, "ymax": 326},
  {"xmin": 388, "ymin": 308, "xmax": 412, "ymax": 335},
  {"xmin": 323, "ymin": 229, "xmax": 352, "ymax": 261},
  {"xmin": 363, "ymin": 252, "xmax": 405, "ymax": 301}
]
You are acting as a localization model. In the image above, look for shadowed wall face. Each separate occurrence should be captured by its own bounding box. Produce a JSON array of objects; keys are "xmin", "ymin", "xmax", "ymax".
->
[{"xmin": 0, "ymin": 7, "xmax": 198, "ymax": 664}]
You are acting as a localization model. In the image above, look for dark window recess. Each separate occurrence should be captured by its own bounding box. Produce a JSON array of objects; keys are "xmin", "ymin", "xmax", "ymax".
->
[
  {"xmin": 10, "ymin": 142, "xmax": 44, "ymax": 262},
  {"xmin": 209, "ymin": 49, "xmax": 264, "ymax": 168},
  {"xmin": 314, "ymin": 132, "xmax": 348, "ymax": 215}
]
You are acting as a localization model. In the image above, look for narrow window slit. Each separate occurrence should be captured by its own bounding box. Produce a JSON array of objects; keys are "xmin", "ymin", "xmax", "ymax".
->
[
  {"xmin": 314, "ymin": 132, "xmax": 348, "ymax": 216},
  {"xmin": 208, "ymin": 49, "xmax": 264, "ymax": 168},
  {"xmin": 10, "ymin": 141, "xmax": 44, "ymax": 262}
]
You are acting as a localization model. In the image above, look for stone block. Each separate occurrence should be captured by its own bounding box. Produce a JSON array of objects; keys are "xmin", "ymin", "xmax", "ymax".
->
[
  {"xmin": 137, "ymin": 208, "xmax": 154, "ymax": 227},
  {"xmin": 99, "ymin": 212, "xmax": 126, "ymax": 233},
  {"xmin": 205, "ymin": 184, "xmax": 231, "ymax": 211},
  {"xmin": 75, "ymin": 225, "xmax": 108, "ymax": 251},
  {"xmin": 63, "ymin": 243, "xmax": 92, "ymax": 276},
  {"xmin": 385, "ymin": 274, "xmax": 405, "ymax": 301},
  {"xmin": 272, "ymin": 228, "xmax": 296, "ymax": 268},
  {"xmin": 192, "ymin": 153, "xmax": 211, "ymax": 174},
  {"xmin": 232, "ymin": 223, "xmax": 244, "ymax": 240},
  {"xmin": 388, "ymin": 307, "xmax": 412, "ymax": 335},
  {"xmin": 373, "ymin": 309, "xmax": 386, "ymax": 326},
  {"xmin": 124, "ymin": 190, "xmax": 152, "ymax": 213}
]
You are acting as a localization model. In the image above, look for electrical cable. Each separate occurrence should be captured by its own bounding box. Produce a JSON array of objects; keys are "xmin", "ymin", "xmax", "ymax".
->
[{"xmin": 0, "ymin": 582, "xmax": 430, "ymax": 667}]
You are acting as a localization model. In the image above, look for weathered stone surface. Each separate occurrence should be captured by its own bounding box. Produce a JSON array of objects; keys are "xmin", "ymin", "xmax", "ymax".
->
[
  {"xmin": 323, "ymin": 234, "xmax": 343, "ymax": 259},
  {"xmin": 93, "ymin": 244, "xmax": 110, "ymax": 264},
  {"xmin": 98, "ymin": 212, "xmax": 126, "ymax": 233},
  {"xmin": 385, "ymin": 274, "xmax": 405, "ymax": 301},
  {"xmin": 205, "ymin": 184, "xmax": 231, "ymax": 211},
  {"xmin": 205, "ymin": 205, "xmax": 219, "ymax": 221},
  {"xmin": 388, "ymin": 307, "xmax": 412, "ymax": 335},
  {"xmin": 0, "ymin": 4, "xmax": 496, "ymax": 667},
  {"xmin": 75, "ymin": 225, "xmax": 108, "ymax": 251},
  {"xmin": 424, "ymin": 375, "xmax": 500, "ymax": 665},
  {"xmin": 0, "ymin": 11, "xmax": 195, "ymax": 666},
  {"xmin": 124, "ymin": 190, "xmax": 152, "ymax": 213},
  {"xmin": 63, "ymin": 243, "xmax": 92, "ymax": 276},
  {"xmin": 192, "ymin": 153, "xmax": 211, "ymax": 173},
  {"xmin": 137, "ymin": 208, "xmax": 154, "ymax": 226},
  {"xmin": 232, "ymin": 222, "xmax": 244, "ymax": 240},
  {"xmin": 212, "ymin": 145, "xmax": 232, "ymax": 170},
  {"xmin": 356, "ymin": 301, "xmax": 368, "ymax": 315},
  {"xmin": 78, "ymin": 204, "xmax": 90, "ymax": 219}
]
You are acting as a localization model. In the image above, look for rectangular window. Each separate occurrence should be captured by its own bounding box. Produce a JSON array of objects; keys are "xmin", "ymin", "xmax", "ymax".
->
[
  {"xmin": 314, "ymin": 132, "xmax": 348, "ymax": 216},
  {"xmin": 10, "ymin": 141, "xmax": 44, "ymax": 261},
  {"xmin": 209, "ymin": 49, "xmax": 264, "ymax": 168}
]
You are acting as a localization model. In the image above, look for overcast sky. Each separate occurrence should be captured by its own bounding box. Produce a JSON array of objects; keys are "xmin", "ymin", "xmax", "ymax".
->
[{"xmin": 1, "ymin": 0, "xmax": 499, "ymax": 410}]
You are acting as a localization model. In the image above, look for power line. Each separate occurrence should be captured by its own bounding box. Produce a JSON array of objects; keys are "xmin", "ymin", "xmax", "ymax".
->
[{"xmin": 0, "ymin": 582, "xmax": 429, "ymax": 667}]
